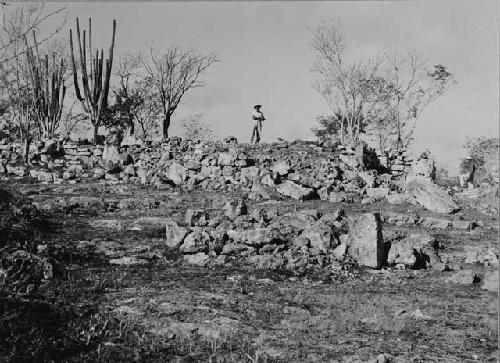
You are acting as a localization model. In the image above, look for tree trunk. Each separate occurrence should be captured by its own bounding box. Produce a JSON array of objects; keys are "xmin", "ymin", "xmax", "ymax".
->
[
  {"xmin": 22, "ymin": 135, "xmax": 31, "ymax": 165},
  {"xmin": 139, "ymin": 122, "xmax": 147, "ymax": 141},
  {"xmin": 93, "ymin": 123, "xmax": 99, "ymax": 145},
  {"xmin": 162, "ymin": 113, "xmax": 171, "ymax": 141},
  {"xmin": 395, "ymin": 101, "xmax": 402, "ymax": 152},
  {"xmin": 129, "ymin": 120, "xmax": 135, "ymax": 136},
  {"xmin": 340, "ymin": 120, "xmax": 344, "ymax": 144}
]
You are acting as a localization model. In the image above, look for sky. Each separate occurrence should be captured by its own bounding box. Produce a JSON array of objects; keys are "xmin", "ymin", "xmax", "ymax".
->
[{"xmin": 35, "ymin": 1, "xmax": 500, "ymax": 174}]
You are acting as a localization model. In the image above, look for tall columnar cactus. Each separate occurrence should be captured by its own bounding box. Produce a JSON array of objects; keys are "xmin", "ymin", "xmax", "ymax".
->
[
  {"xmin": 24, "ymin": 31, "xmax": 66, "ymax": 139},
  {"xmin": 69, "ymin": 17, "xmax": 116, "ymax": 144}
]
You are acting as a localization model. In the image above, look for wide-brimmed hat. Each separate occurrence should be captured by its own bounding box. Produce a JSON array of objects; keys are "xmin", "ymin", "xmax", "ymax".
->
[{"xmin": 253, "ymin": 104, "xmax": 262, "ymax": 109}]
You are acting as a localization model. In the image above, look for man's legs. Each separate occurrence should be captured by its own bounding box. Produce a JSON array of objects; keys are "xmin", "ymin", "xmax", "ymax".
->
[
  {"xmin": 250, "ymin": 126, "xmax": 258, "ymax": 144},
  {"xmin": 467, "ymin": 175, "xmax": 474, "ymax": 189},
  {"xmin": 459, "ymin": 173, "xmax": 470, "ymax": 188}
]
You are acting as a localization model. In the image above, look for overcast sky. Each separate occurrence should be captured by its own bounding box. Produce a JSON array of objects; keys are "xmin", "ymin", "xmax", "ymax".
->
[{"xmin": 41, "ymin": 1, "xmax": 498, "ymax": 174}]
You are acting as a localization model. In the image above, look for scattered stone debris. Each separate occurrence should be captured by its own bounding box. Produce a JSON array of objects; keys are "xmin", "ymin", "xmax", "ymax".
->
[
  {"xmin": 481, "ymin": 270, "xmax": 499, "ymax": 292},
  {"xmin": 445, "ymin": 270, "xmax": 481, "ymax": 285}
]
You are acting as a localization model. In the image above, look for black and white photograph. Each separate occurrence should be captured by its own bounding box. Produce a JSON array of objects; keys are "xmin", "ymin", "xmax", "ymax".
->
[{"xmin": 0, "ymin": 1, "xmax": 498, "ymax": 361}]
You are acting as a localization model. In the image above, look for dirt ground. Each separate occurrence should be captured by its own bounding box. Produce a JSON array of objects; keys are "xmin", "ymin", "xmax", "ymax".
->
[{"xmin": 1, "ymin": 180, "xmax": 498, "ymax": 362}]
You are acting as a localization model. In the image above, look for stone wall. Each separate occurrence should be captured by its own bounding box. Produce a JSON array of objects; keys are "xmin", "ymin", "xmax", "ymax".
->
[
  {"xmin": 377, "ymin": 150, "xmax": 413, "ymax": 178},
  {"xmin": 0, "ymin": 137, "xmax": 409, "ymax": 201}
]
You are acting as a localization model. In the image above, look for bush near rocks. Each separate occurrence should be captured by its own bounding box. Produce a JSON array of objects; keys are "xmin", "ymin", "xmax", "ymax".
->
[{"xmin": 0, "ymin": 187, "xmax": 54, "ymax": 295}]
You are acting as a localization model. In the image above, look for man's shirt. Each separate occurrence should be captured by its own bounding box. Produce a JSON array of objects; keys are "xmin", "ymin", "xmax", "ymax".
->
[{"xmin": 252, "ymin": 110, "xmax": 264, "ymax": 121}]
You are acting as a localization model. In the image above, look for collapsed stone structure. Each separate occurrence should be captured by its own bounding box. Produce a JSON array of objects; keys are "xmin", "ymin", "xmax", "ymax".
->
[
  {"xmin": 167, "ymin": 199, "xmax": 444, "ymax": 271},
  {"xmin": 1, "ymin": 136, "xmax": 497, "ymax": 277},
  {"xmin": 0, "ymin": 137, "xmax": 460, "ymax": 213}
]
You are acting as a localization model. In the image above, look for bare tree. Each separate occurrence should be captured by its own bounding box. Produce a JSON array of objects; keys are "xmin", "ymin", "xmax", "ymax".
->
[
  {"xmin": 7, "ymin": 87, "xmax": 35, "ymax": 163},
  {"xmin": 114, "ymin": 52, "xmax": 141, "ymax": 94},
  {"xmin": 381, "ymin": 52, "xmax": 455, "ymax": 152},
  {"xmin": 110, "ymin": 53, "xmax": 142, "ymax": 135},
  {"xmin": 310, "ymin": 18, "xmax": 455, "ymax": 154},
  {"xmin": 143, "ymin": 45, "xmax": 217, "ymax": 140},
  {"xmin": 0, "ymin": 3, "xmax": 66, "ymax": 64},
  {"xmin": 131, "ymin": 79, "xmax": 161, "ymax": 141},
  {"xmin": 310, "ymin": 18, "xmax": 386, "ymax": 144}
]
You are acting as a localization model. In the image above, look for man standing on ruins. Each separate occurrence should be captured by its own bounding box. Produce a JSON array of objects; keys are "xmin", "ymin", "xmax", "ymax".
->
[{"xmin": 250, "ymin": 104, "xmax": 265, "ymax": 144}]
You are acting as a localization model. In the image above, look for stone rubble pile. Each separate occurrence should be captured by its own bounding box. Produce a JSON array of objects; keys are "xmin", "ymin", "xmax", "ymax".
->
[
  {"xmin": 0, "ymin": 137, "xmax": 464, "ymax": 214},
  {"xmin": 166, "ymin": 199, "xmax": 444, "ymax": 271},
  {"xmin": 403, "ymin": 151, "xmax": 459, "ymax": 214},
  {"xmin": 0, "ymin": 137, "xmax": 386, "ymax": 191}
]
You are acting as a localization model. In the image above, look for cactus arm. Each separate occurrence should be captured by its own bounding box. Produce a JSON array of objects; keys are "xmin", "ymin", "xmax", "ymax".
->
[
  {"xmin": 69, "ymin": 28, "xmax": 84, "ymax": 102},
  {"xmin": 44, "ymin": 54, "xmax": 49, "ymax": 114},
  {"xmin": 76, "ymin": 19, "xmax": 92, "ymax": 106},
  {"xmin": 98, "ymin": 19, "xmax": 116, "ymax": 116},
  {"xmin": 32, "ymin": 31, "xmax": 42, "ymax": 78},
  {"xmin": 89, "ymin": 18, "xmax": 93, "ymax": 94},
  {"xmin": 23, "ymin": 35, "xmax": 37, "ymax": 96},
  {"xmin": 93, "ymin": 49, "xmax": 99, "ymax": 105}
]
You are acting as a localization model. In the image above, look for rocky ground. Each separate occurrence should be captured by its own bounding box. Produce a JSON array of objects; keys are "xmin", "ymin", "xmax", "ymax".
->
[{"xmin": 0, "ymin": 174, "xmax": 498, "ymax": 362}]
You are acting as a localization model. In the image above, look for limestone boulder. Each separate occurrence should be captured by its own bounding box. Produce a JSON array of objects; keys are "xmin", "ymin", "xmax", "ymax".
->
[
  {"xmin": 218, "ymin": 152, "xmax": 236, "ymax": 166},
  {"xmin": 185, "ymin": 209, "xmax": 209, "ymax": 227},
  {"xmin": 168, "ymin": 162, "xmax": 187, "ymax": 185},
  {"xmin": 221, "ymin": 243, "xmax": 253, "ymax": 255},
  {"xmin": 419, "ymin": 217, "xmax": 451, "ymax": 229},
  {"xmin": 183, "ymin": 252, "xmax": 209, "ymax": 266},
  {"xmin": 481, "ymin": 270, "xmax": 499, "ymax": 292},
  {"xmin": 223, "ymin": 199, "xmax": 247, "ymax": 220},
  {"xmin": 358, "ymin": 172, "xmax": 376, "ymax": 188},
  {"xmin": 446, "ymin": 270, "xmax": 481, "ymax": 284},
  {"xmin": 276, "ymin": 180, "xmax": 316, "ymax": 201},
  {"xmin": 37, "ymin": 170, "xmax": 54, "ymax": 182},
  {"xmin": 345, "ymin": 213, "xmax": 384, "ymax": 268},
  {"xmin": 366, "ymin": 187, "xmax": 389, "ymax": 199},
  {"xmin": 240, "ymin": 166, "xmax": 260, "ymax": 184},
  {"xmin": 410, "ymin": 156, "xmax": 436, "ymax": 180},
  {"xmin": 464, "ymin": 247, "xmax": 499, "ymax": 267},
  {"xmin": 165, "ymin": 220, "xmax": 189, "ymax": 248},
  {"xmin": 387, "ymin": 232, "xmax": 441, "ymax": 269},
  {"xmin": 227, "ymin": 228, "xmax": 278, "ymax": 247},
  {"xmin": 404, "ymin": 175, "xmax": 459, "ymax": 214},
  {"xmin": 296, "ymin": 221, "xmax": 336, "ymax": 253},
  {"xmin": 102, "ymin": 145, "xmax": 122, "ymax": 164},
  {"xmin": 270, "ymin": 160, "xmax": 291, "ymax": 176},
  {"xmin": 179, "ymin": 228, "xmax": 211, "ymax": 254},
  {"xmin": 386, "ymin": 193, "xmax": 417, "ymax": 205},
  {"xmin": 121, "ymin": 136, "xmax": 143, "ymax": 147}
]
